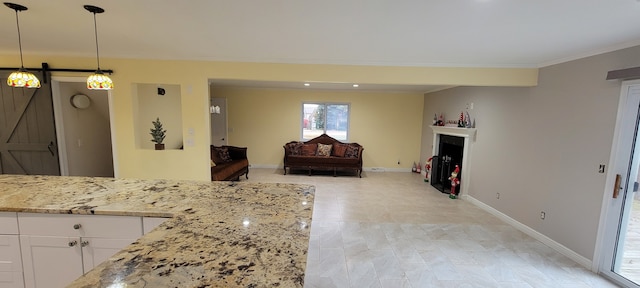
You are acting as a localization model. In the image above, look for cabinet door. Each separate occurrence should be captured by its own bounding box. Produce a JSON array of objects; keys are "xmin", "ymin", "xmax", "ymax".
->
[
  {"xmin": 20, "ymin": 236, "xmax": 83, "ymax": 288},
  {"xmin": 80, "ymin": 238, "xmax": 137, "ymax": 272},
  {"xmin": 0, "ymin": 235, "xmax": 23, "ymax": 288}
]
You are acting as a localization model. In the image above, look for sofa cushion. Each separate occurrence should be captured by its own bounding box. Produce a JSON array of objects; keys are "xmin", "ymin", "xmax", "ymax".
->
[
  {"xmin": 345, "ymin": 145, "xmax": 360, "ymax": 158},
  {"xmin": 301, "ymin": 143, "xmax": 317, "ymax": 156},
  {"xmin": 317, "ymin": 143, "xmax": 332, "ymax": 157},
  {"xmin": 288, "ymin": 155, "xmax": 359, "ymax": 166},
  {"xmin": 211, "ymin": 159, "xmax": 248, "ymax": 181},
  {"xmin": 332, "ymin": 143, "xmax": 348, "ymax": 157}
]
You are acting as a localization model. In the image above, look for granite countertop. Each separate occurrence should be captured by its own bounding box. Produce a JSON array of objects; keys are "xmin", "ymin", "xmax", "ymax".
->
[{"xmin": 0, "ymin": 175, "xmax": 314, "ymax": 288}]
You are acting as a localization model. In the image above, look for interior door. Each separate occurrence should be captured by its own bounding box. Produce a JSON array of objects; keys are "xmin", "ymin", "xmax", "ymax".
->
[
  {"xmin": 210, "ymin": 97, "xmax": 227, "ymax": 146},
  {"xmin": 0, "ymin": 70, "xmax": 60, "ymax": 175},
  {"xmin": 600, "ymin": 81, "xmax": 640, "ymax": 287}
]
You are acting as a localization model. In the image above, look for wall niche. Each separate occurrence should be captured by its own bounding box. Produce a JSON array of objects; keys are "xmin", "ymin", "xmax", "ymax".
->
[{"xmin": 133, "ymin": 83, "xmax": 183, "ymax": 150}]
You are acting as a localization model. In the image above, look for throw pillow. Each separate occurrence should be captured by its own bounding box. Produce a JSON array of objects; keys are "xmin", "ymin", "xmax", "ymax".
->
[
  {"xmin": 317, "ymin": 143, "xmax": 332, "ymax": 157},
  {"xmin": 344, "ymin": 145, "xmax": 360, "ymax": 158},
  {"xmin": 211, "ymin": 146, "xmax": 224, "ymax": 164},
  {"xmin": 332, "ymin": 143, "xmax": 348, "ymax": 157},
  {"xmin": 301, "ymin": 143, "xmax": 318, "ymax": 156},
  {"xmin": 217, "ymin": 147, "xmax": 232, "ymax": 162},
  {"xmin": 288, "ymin": 142, "xmax": 303, "ymax": 156}
]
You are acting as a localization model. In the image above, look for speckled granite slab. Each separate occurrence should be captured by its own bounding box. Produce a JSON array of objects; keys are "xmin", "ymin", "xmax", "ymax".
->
[{"xmin": 0, "ymin": 175, "xmax": 314, "ymax": 287}]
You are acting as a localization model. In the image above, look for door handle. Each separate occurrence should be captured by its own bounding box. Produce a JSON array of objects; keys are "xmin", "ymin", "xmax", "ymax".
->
[
  {"xmin": 614, "ymin": 174, "xmax": 622, "ymax": 199},
  {"xmin": 47, "ymin": 141, "xmax": 55, "ymax": 156}
]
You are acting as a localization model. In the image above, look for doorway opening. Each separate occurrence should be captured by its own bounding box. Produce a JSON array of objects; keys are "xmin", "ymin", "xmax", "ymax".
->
[
  {"xmin": 599, "ymin": 80, "xmax": 640, "ymax": 287},
  {"xmin": 51, "ymin": 77, "xmax": 115, "ymax": 177}
]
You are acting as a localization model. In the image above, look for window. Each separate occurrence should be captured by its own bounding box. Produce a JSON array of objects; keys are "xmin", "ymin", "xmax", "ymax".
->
[{"xmin": 302, "ymin": 103, "xmax": 349, "ymax": 141}]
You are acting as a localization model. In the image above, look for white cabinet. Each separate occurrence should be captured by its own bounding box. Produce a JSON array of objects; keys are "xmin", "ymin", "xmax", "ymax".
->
[
  {"xmin": 19, "ymin": 236, "xmax": 83, "ymax": 288},
  {"xmin": 0, "ymin": 212, "xmax": 23, "ymax": 288},
  {"xmin": 17, "ymin": 213, "xmax": 143, "ymax": 288},
  {"xmin": 81, "ymin": 237, "xmax": 139, "ymax": 272}
]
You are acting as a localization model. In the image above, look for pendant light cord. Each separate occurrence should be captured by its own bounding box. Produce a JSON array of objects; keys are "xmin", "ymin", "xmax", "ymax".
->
[
  {"xmin": 14, "ymin": 9, "xmax": 24, "ymax": 68},
  {"xmin": 92, "ymin": 12, "xmax": 101, "ymax": 70}
]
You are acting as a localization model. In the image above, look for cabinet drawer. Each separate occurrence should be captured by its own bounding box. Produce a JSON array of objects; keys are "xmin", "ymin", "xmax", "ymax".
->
[
  {"xmin": 18, "ymin": 213, "xmax": 143, "ymax": 238},
  {"xmin": 0, "ymin": 212, "xmax": 18, "ymax": 235},
  {"xmin": 0, "ymin": 235, "xmax": 22, "ymax": 272}
]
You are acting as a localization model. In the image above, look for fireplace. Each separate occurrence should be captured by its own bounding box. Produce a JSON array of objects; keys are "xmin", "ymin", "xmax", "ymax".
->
[
  {"xmin": 431, "ymin": 135, "xmax": 464, "ymax": 194},
  {"xmin": 429, "ymin": 126, "xmax": 476, "ymax": 197}
]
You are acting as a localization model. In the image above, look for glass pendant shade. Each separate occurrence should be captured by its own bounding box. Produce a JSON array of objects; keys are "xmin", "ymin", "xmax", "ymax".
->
[
  {"xmin": 7, "ymin": 68, "xmax": 40, "ymax": 88},
  {"xmin": 87, "ymin": 70, "xmax": 113, "ymax": 90},
  {"xmin": 5, "ymin": 2, "xmax": 40, "ymax": 89},
  {"xmin": 85, "ymin": 5, "xmax": 113, "ymax": 90}
]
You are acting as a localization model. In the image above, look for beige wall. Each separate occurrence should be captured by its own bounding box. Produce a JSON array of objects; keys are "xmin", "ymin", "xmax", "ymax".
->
[
  {"xmin": 211, "ymin": 86, "xmax": 424, "ymax": 169},
  {"xmin": 0, "ymin": 54, "xmax": 537, "ymax": 181},
  {"xmin": 421, "ymin": 45, "xmax": 640, "ymax": 261},
  {"xmin": 134, "ymin": 83, "xmax": 183, "ymax": 150}
]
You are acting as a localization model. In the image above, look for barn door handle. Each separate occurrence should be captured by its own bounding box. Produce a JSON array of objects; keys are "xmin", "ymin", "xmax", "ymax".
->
[{"xmin": 47, "ymin": 141, "xmax": 55, "ymax": 156}]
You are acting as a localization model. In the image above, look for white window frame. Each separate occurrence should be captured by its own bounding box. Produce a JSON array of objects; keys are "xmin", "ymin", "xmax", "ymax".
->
[{"xmin": 301, "ymin": 102, "xmax": 350, "ymax": 141}]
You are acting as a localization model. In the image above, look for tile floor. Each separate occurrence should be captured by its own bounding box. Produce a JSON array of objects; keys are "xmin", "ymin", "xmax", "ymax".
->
[{"xmin": 246, "ymin": 168, "xmax": 619, "ymax": 288}]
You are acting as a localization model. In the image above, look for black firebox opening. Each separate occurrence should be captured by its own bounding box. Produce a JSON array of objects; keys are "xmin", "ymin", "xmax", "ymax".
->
[{"xmin": 431, "ymin": 135, "xmax": 464, "ymax": 195}]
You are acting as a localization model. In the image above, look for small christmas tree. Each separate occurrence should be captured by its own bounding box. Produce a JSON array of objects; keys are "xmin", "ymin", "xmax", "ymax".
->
[{"xmin": 150, "ymin": 117, "xmax": 166, "ymax": 149}]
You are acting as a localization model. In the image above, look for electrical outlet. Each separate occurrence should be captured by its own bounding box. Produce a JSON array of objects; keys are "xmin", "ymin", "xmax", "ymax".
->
[
  {"xmin": 496, "ymin": 193, "xmax": 500, "ymax": 199},
  {"xmin": 598, "ymin": 164, "xmax": 605, "ymax": 173},
  {"xmin": 540, "ymin": 211, "xmax": 546, "ymax": 220}
]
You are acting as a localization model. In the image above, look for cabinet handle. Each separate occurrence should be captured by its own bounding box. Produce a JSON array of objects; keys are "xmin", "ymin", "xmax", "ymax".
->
[
  {"xmin": 68, "ymin": 240, "xmax": 78, "ymax": 247},
  {"xmin": 73, "ymin": 224, "xmax": 82, "ymax": 229},
  {"xmin": 81, "ymin": 241, "xmax": 89, "ymax": 247}
]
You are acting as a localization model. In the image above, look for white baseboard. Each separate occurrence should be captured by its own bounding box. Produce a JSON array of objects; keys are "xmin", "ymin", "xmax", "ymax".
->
[
  {"xmin": 464, "ymin": 195, "xmax": 593, "ymax": 269},
  {"xmin": 248, "ymin": 164, "xmax": 280, "ymax": 169},
  {"xmin": 363, "ymin": 167, "xmax": 411, "ymax": 172}
]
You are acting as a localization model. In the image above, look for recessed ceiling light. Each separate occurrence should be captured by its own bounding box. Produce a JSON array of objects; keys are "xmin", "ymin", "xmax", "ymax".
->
[
  {"xmin": 353, "ymin": 84, "xmax": 359, "ymax": 88},
  {"xmin": 304, "ymin": 83, "xmax": 310, "ymax": 87}
]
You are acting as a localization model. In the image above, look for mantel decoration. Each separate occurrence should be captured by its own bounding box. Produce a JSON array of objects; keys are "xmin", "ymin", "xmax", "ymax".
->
[
  {"xmin": 150, "ymin": 117, "xmax": 166, "ymax": 150},
  {"xmin": 5, "ymin": 2, "xmax": 40, "ymax": 88},
  {"xmin": 84, "ymin": 5, "xmax": 113, "ymax": 90},
  {"xmin": 433, "ymin": 112, "xmax": 476, "ymax": 128}
]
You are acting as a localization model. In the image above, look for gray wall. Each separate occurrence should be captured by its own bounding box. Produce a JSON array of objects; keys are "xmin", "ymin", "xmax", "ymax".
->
[{"xmin": 421, "ymin": 45, "xmax": 640, "ymax": 260}]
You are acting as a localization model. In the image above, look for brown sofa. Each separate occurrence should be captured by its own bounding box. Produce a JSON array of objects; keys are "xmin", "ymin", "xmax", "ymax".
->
[
  {"xmin": 283, "ymin": 134, "xmax": 363, "ymax": 177},
  {"xmin": 210, "ymin": 145, "xmax": 249, "ymax": 181}
]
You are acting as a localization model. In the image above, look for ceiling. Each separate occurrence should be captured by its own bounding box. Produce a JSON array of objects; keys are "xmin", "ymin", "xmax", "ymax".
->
[{"xmin": 2, "ymin": 0, "xmax": 640, "ymax": 91}]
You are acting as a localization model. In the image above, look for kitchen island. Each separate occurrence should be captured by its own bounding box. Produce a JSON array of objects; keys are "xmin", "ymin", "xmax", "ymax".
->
[{"xmin": 0, "ymin": 175, "xmax": 314, "ymax": 288}]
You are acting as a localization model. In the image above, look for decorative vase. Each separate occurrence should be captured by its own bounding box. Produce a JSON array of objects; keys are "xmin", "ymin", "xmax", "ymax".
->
[{"xmin": 155, "ymin": 144, "xmax": 165, "ymax": 150}]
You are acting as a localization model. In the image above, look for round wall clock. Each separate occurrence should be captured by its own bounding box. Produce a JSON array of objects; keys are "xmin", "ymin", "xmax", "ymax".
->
[{"xmin": 70, "ymin": 94, "xmax": 91, "ymax": 109}]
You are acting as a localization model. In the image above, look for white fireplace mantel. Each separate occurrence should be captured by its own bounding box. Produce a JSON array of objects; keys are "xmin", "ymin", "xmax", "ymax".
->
[
  {"xmin": 430, "ymin": 126, "xmax": 477, "ymax": 198},
  {"xmin": 430, "ymin": 126, "xmax": 477, "ymax": 140}
]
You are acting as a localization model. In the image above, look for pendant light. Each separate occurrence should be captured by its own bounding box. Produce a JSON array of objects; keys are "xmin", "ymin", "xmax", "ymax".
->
[
  {"xmin": 4, "ymin": 2, "xmax": 40, "ymax": 88},
  {"xmin": 84, "ymin": 5, "xmax": 113, "ymax": 90}
]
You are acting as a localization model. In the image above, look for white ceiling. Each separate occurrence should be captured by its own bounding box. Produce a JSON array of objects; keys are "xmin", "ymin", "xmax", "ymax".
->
[{"xmin": 2, "ymin": 0, "xmax": 640, "ymax": 90}]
